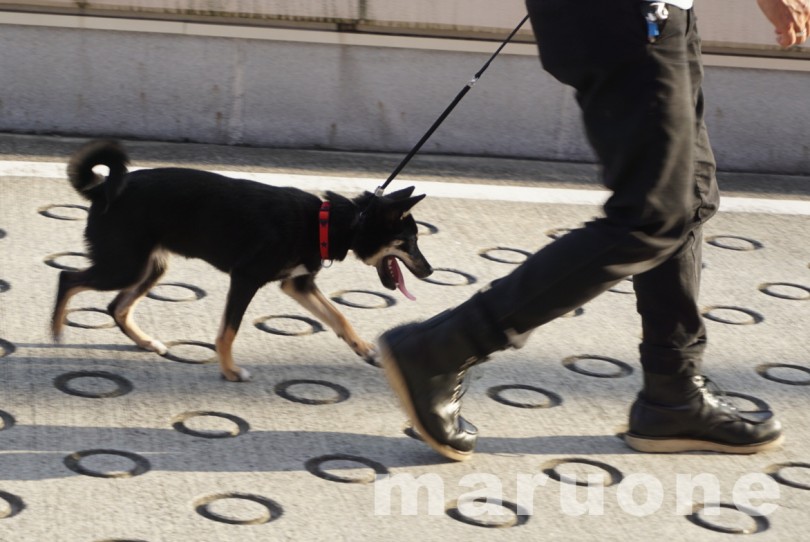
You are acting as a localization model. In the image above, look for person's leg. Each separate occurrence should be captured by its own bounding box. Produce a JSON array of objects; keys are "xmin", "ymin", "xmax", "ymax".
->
[
  {"xmin": 625, "ymin": 9, "xmax": 781, "ymax": 453},
  {"xmin": 633, "ymin": 6, "xmax": 719, "ymax": 382},
  {"xmin": 634, "ymin": 228, "xmax": 707, "ymax": 383},
  {"xmin": 477, "ymin": 2, "xmax": 700, "ymax": 336},
  {"xmin": 379, "ymin": 1, "xmax": 781, "ymax": 460},
  {"xmin": 381, "ymin": 0, "xmax": 696, "ymax": 461}
]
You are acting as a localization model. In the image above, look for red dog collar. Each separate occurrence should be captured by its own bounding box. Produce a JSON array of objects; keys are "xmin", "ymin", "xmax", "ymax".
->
[{"xmin": 319, "ymin": 201, "xmax": 332, "ymax": 266}]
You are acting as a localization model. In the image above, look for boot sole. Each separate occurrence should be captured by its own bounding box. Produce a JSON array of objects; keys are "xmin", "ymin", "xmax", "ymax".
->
[
  {"xmin": 379, "ymin": 338, "xmax": 473, "ymax": 462},
  {"xmin": 624, "ymin": 433, "xmax": 785, "ymax": 454}
]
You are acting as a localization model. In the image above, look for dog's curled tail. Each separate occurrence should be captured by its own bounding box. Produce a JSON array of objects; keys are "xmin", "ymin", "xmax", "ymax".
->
[{"xmin": 67, "ymin": 139, "xmax": 130, "ymax": 204}]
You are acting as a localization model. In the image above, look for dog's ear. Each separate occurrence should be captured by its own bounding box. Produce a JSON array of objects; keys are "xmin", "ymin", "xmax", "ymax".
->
[
  {"xmin": 325, "ymin": 191, "xmax": 353, "ymax": 206},
  {"xmin": 397, "ymin": 193, "xmax": 426, "ymax": 213},
  {"xmin": 386, "ymin": 186, "xmax": 416, "ymax": 200},
  {"xmin": 384, "ymin": 193, "xmax": 426, "ymax": 222}
]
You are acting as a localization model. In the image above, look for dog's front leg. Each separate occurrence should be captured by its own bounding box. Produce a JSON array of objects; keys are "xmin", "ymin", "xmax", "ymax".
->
[
  {"xmin": 281, "ymin": 276, "xmax": 377, "ymax": 363},
  {"xmin": 217, "ymin": 274, "xmax": 261, "ymax": 382}
]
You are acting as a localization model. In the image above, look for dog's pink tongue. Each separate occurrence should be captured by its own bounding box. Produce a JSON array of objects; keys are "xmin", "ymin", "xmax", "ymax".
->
[{"xmin": 388, "ymin": 257, "xmax": 416, "ymax": 301}]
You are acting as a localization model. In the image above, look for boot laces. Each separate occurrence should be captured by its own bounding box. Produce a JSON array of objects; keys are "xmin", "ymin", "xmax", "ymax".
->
[
  {"xmin": 451, "ymin": 356, "xmax": 479, "ymax": 407},
  {"xmin": 694, "ymin": 375, "xmax": 738, "ymax": 411}
]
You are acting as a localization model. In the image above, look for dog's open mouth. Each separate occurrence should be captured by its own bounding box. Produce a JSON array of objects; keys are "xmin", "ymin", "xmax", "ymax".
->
[{"xmin": 378, "ymin": 255, "xmax": 416, "ymax": 301}]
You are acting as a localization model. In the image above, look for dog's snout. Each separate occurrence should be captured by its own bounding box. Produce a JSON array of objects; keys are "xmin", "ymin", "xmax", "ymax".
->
[
  {"xmin": 411, "ymin": 261, "xmax": 432, "ymax": 279},
  {"xmin": 408, "ymin": 247, "xmax": 433, "ymax": 279}
]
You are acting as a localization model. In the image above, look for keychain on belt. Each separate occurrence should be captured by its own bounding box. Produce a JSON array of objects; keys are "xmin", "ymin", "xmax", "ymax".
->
[{"xmin": 643, "ymin": 1, "xmax": 669, "ymax": 43}]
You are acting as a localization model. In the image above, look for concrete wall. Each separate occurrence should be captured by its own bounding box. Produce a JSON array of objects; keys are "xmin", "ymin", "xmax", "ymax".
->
[
  {"xmin": 0, "ymin": 5, "xmax": 808, "ymax": 173},
  {"xmin": 4, "ymin": 0, "xmax": 810, "ymax": 54},
  {"xmin": 4, "ymin": 0, "xmax": 810, "ymax": 52}
]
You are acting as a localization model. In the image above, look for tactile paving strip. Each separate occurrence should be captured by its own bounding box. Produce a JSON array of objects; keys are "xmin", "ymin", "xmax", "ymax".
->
[
  {"xmin": 541, "ymin": 457, "xmax": 624, "ymax": 487},
  {"xmin": 37, "ymin": 203, "xmax": 88, "ymax": 221},
  {"xmin": 253, "ymin": 315, "xmax": 325, "ymax": 336},
  {"xmin": 0, "ymin": 491, "xmax": 24, "ymax": 519},
  {"xmin": 0, "ymin": 339, "xmax": 15, "ymax": 358},
  {"xmin": 146, "ymin": 282, "xmax": 207, "ymax": 303},
  {"xmin": 562, "ymin": 354, "xmax": 634, "ymax": 378},
  {"xmin": 445, "ymin": 497, "xmax": 529, "ymax": 528},
  {"xmin": 193, "ymin": 493, "xmax": 283, "ymax": 525},
  {"xmin": 54, "ymin": 371, "xmax": 134, "ymax": 399},
  {"xmin": 686, "ymin": 503, "xmax": 770, "ymax": 535},
  {"xmin": 766, "ymin": 462, "xmax": 810, "ymax": 491},
  {"xmin": 63, "ymin": 449, "xmax": 151, "ymax": 479},
  {"xmin": 304, "ymin": 453, "xmax": 389, "ymax": 483},
  {"xmin": 43, "ymin": 251, "xmax": 91, "ymax": 271},
  {"xmin": 0, "ymin": 410, "xmax": 15, "ymax": 431},
  {"xmin": 0, "ymin": 158, "xmax": 808, "ymax": 542},
  {"xmin": 486, "ymin": 384, "xmax": 563, "ymax": 409},
  {"xmin": 64, "ymin": 308, "xmax": 117, "ymax": 330},
  {"xmin": 171, "ymin": 411, "xmax": 250, "ymax": 439},
  {"xmin": 274, "ymin": 379, "xmax": 351, "ymax": 405},
  {"xmin": 330, "ymin": 289, "xmax": 397, "ymax": 309}
]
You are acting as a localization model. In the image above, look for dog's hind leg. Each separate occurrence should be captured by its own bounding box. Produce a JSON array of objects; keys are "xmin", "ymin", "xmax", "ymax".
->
[
  {"xmin": 53, "ymin": 244, "xmax": 157, "ymax": 344},
  {"xmin": 52, "ymin": 256, "xmax": 152, "ymax": 342},
  {"xmin": 52, "ymin": 270, "xmax": 93, "ymax": 341},
  {"xmin": 107, "ymin": 250, "xmax": 169, "ymax": 354},
  {"xmin": 281, "ymin": 275, "xmax": 377, "ymax": 363},
  {"xmin": 216, "ymin": 273, "xmax": 261, "ymax": 382}
]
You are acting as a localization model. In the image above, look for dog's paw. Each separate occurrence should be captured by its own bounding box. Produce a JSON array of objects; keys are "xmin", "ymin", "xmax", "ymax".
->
[
  {"xmin": 143, "ymin": 339, "xmax": 168, "ymax": 356},
  {"xmin": 352, "ymin": 339, "xmax": 377, "ymax": 359},
  {"xmin": 51, "ymin": 321, "xmax": 65, "ymax": 343},
  {"xmin": 362, "ymin": 345, "xmax": 380, "ymax": 367},
  {"xmin": 222, "ymin": 367, "xmax": 252, "ymax": 383},
  {"xmin": 365, "ymin": 352, "xmax": 382, "ymax": 368}
]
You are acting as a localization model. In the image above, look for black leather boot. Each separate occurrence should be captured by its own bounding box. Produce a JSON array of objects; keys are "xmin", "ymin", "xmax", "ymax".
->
[
  {"xmin": 625, "ymin": 373, "xmax": 784, "ymax": 454},
  {"xmin": 378, "ymin": 295, "xmax": 508, "ymax": 461}
]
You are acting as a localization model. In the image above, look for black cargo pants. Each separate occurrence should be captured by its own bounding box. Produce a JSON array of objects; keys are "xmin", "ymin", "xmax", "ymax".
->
[{"xmin": 477, "ymin": 0, "xmax": 720, "ymax": 376}]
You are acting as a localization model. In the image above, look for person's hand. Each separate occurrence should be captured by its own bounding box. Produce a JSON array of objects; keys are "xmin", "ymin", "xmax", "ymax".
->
[{"xmin": 757, "ymin": 0, "xmax": 810, "ymax": 47}]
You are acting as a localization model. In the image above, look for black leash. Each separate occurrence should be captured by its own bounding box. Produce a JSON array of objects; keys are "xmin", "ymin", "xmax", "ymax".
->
[{"xmin": 372, "ymin": 13, "xmax": 531, "ymax": 198}]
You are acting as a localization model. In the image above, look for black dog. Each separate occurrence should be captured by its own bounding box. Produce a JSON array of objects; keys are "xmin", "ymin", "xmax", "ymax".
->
[{"xmin": 52, "ymin": 140, "xmax": 432, "ymax": 381}]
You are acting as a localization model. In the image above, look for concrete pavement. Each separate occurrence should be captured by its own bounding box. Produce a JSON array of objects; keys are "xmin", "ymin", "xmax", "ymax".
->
[{"xmin": 1, "ymin": 135, "xmax": 808, "ymax": 542}]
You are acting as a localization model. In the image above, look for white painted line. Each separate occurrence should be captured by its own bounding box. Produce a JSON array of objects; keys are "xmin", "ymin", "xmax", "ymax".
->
[
  {"xmin": 717, "ymin": 197, "xmax": 810, "ymax": 215},
  {"xmin": 2, "ymin": 160, "xmax": 809, "ymax": 215},
  {"xmin": 1, "ymin": 160, "xmax": 66, "ymax": 179},
  {"xmin": 217, "ymin": 170, "xmax": 612, "ymax": 206}
]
